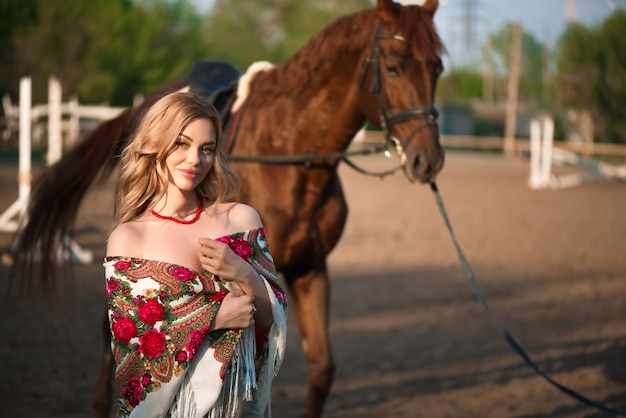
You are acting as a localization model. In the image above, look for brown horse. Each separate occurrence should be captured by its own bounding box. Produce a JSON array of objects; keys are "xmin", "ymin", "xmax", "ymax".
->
[{"xmin": 12, "ymin": 0, "xmax": 445, "ymax": 416}]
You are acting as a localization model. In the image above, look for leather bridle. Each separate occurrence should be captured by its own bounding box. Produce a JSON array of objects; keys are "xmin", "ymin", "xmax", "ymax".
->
[
  {"xmin": 358, "ymin": 22, "xmax": 439, "ymax": 165},
  {"xmin": 227, "ymin": 21, "xmax": 441, "ymax": 179}
]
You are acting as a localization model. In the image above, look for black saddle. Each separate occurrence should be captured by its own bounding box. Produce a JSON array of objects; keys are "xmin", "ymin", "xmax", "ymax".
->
[{"xmin": 188, "ymin": 60, "xmax": 241, "ymax": 121}]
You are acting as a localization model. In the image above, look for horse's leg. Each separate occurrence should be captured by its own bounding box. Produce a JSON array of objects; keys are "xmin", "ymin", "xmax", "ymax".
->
[
  {"xmin": 92, "ymin": 310, "xmax": 113, "ymax": 418},
  {"xmin": 289, "ymin": 263, "xmax": 335, "ymax": 418}
]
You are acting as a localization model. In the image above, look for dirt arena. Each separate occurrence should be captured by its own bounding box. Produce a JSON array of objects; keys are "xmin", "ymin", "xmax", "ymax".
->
[{"xmin": 0, "ymin": 152, "xmax": 625, "ymax": 417}]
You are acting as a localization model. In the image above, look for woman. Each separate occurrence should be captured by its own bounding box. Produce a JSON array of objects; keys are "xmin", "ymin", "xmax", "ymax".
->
[{"xmin": 104, "ymin": 92, "xmax": 287, "ymax": 417}]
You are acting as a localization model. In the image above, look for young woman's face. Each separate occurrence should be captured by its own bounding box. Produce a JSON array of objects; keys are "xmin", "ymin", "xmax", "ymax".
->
[{"xmin": 164, "ymin": 118, "xmax": 216, "ymax": 193}]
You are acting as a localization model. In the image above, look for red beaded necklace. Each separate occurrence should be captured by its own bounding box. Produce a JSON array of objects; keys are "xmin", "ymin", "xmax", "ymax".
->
[{"xmin": 151, "ymin": 197, "xmax": 204, "ymax": 225}]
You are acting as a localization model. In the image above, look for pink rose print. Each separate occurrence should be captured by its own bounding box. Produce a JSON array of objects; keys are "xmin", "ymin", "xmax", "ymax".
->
[
  {"xmin": 230, "ymin": 238, "xmax": 253, "ymax": 260},
  {"xmin": 275, "ymin": 290, "xmax": 287, "ymax": 305},
  {"xmin": 139, "ymin": 329, "xmax": 166, "ymax": 359},
  {"xmin": 216, "ymin": 236, "xmax": 232, "ymax": 245},
  {"xmin": 175, "ymin": 350, "xmax": 188, "ymax": 363},
  {"xmin": 112, "ymin": 317, "xmax": 137, "ymax": 344},
  {"xmin": 186, "ymin": 329, "xmax": 204, "ymax": 359},
  {"xmin": 122, "ymin": 375, "xmax": 143, "ymax": 407},
  {"xmin": 141, "ymin": 373, "xmax": 152, "ymax": 388},
  {"xmin": 114, "ymin": 260, "xmax": 132, "ymax": 271},
  {"xmin": 106, "ymin": 278, "xmax": 119, "ymax": 296},
  {"xmin": 209, "ymin": 289, "xmax": 227, "ymax": 303},
  {"xmin": 171, "ymin": 266, "xmax": 195, "ymax": 282},
  {"xmin": 185, "ymin": 325, "xmax": 210, "ymax": 359},
  {"xmin": 138, "ymin": 299, "xmax": 165, "ymax": 326}
]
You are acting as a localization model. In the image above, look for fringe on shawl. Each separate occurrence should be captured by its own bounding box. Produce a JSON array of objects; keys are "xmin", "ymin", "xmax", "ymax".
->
[
  {"xmin": 168, "ymin": 326, "xmax": 257, "ymax": 418},
  {"xmin": 207, "ymin": 326, "xmax": 258, "ymax": 418},
  {"xmin": 240, "ymin": 277, "xmax": 287, "ymax": 418},
  {"xmin": 167, "ymin": 373, "xmax": 198, "ymax": 418}
]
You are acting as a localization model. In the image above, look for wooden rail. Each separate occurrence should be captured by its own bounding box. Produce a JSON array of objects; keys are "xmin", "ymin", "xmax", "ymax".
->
[{"xmin": 360, "ymin": 131, "xmax": 626, "ymax": 158}]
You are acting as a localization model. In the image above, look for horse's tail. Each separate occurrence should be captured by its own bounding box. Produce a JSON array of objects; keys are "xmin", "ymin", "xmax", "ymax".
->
[{"xmin": 10, "ymin": 79, "xmax": 189, "ymax": 297}]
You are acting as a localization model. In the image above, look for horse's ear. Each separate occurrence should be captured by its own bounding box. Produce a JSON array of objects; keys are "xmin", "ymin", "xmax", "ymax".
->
[
  {"xmin": 376, "ymin": 0, "xmax": 400, "ymax": 24},
  {"xmin": 422, "ymin": 0, "xmax": 439, "ymax": 15}
]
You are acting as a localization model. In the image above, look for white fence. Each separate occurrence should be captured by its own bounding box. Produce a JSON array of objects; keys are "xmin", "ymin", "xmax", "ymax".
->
[
  {"xmin": 529, "ymin": 116, "xmax": 626, "ymax": 190},
  {"xmin": 1, "ymin": 77, "xmax": 130, "ymax": 151},
  {"xmin": 0, "ymin": 76, "xmax": 132, "ymax": 263}
]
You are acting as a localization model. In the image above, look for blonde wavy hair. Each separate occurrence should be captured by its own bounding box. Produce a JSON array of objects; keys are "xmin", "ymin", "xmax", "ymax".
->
[{"xmin": 114, "ymin": 92, "xmax": 240, "ymax": 225}]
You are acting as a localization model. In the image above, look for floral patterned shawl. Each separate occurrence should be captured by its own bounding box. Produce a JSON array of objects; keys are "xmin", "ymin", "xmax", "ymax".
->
[{"xmin": 104, "ymin": 227, "xmax": 287, "ymax": 418}]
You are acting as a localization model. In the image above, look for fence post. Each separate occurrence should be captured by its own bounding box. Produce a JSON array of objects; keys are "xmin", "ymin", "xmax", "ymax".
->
[
  {"xmin": 504, "ymin": 22, "xmax": 522, "ymax": 157},
  {"xmin": 48, "ymin": 76, "xmax": 62, "ymax": 164},
  {"xmin": 529, "ymin": 119, "xmax": 542, "ymax": 189},
  {"xmin": 68, "ymin": 94, "xmax": 79, "ymax": 146},
  {"xmin": 539, "ymin": 117, "xmax": 554, "ymax": 186},
  {"xmin": 18, "ymin": 77, "xmax": 32, "ymax": 212},
  {"xmin": 0, "ymin": 77, "xmax": 31, "ymax": 232}
]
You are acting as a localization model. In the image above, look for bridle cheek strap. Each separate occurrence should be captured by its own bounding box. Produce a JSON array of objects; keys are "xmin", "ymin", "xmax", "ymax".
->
[{"xmin": 359, "ymin": 22, "xmax": 439, "ymax": 164}]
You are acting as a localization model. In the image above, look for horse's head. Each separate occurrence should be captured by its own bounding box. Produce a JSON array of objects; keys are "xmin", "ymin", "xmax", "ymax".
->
[{"xmin": 360, "ymin": 0, "xmax": 445, "ymax": 184}]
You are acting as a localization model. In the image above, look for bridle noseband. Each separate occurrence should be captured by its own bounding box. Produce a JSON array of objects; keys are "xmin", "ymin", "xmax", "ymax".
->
[{"xmin": 358, "ymin": 22, "xmax": 439, "ymax": 164}]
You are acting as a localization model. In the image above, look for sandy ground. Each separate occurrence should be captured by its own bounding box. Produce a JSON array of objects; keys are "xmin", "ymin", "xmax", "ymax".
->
[{"xmin": 0, "ymin": 152, "xmax": 625, "ymax": 418}]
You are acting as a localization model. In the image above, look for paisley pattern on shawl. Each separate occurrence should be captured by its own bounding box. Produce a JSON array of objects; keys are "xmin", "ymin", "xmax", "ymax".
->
[{"xmin": 104, "ymin": 227, "xmax": 287, "ymax": 418}]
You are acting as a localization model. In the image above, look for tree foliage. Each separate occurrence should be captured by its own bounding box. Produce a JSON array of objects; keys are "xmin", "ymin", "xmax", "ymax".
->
[
  {"xmin": 436, "ymin": 67, "xmax": 483, "ymax": 103},
  {"xmin": 1, "ymin": 0, "xmax": 210, "ymax": 105},
  {"xmin": 554, "ymin": 10, "xmax": 626, "ymax": 143},
  {"xmin": 0, "ymin": 0, "xmax": 373, "ymax": 106},
  {"xmin": 205, "ymin": 0, "xmax": 372, "ymax": 69}
]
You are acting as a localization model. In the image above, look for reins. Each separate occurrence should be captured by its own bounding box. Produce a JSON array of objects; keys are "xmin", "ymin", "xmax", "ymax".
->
[
  {"xmin": 228, "ymin": 142, "xmax": 403, "ymax": 179},
  {"xmin": 224, "ymin": 13, "xmax": 624, "ymax": 415},
  {"xmin": 430, "ymin": 181, "xmax": 626, "ymax": 416},
  {"xmin": 227, "ymin": 138, "xmax": 626, "ymax": 414}
]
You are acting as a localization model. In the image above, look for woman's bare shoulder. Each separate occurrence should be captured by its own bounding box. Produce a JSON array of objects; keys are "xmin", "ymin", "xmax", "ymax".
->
[
  {"xmin": 106, "ymin": 221, "xmax": 144, "ymax": 257},
  {"xmin": 215, "ymin": 202, "xmax": 263, "ymax": 232}
]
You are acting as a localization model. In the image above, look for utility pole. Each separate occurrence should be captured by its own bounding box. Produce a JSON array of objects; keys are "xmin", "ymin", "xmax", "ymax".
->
[
  {"xmin": 542, "ymin": 35, "xmax": 551, "ymax": 105},
  {"xmin": 483, "ymin": 34, "xmax": 494, "ymax": 103},
  {"xmin": 461, "ymin": 0, "xmax": 479, "ymax": 65},
  {"xmin": 565, "ymin": 0, "xmax": 578, "ymax": 23},
  {"xmin": 504, "ymin": 22, "xmax": 522, "ymax": 157},
  {"xmin": 463, "ymin": 0, "xmax": 476, "ymax": 47}
]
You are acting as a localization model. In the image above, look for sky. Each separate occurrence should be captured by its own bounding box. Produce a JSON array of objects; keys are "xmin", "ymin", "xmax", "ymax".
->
[{"xmin": 403, "ymin": 0, "xmax": 626, "ymax": 66}]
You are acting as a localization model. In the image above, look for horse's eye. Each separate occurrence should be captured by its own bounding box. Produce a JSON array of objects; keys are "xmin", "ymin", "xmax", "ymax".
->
[{"xmin": 385, "ymin": 65, "xmax": 400, "ymax": 77}]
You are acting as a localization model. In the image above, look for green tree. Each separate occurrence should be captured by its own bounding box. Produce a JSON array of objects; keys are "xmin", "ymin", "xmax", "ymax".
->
[
  {"xmin": 15, "ymin": 1, "xmax": 133, "ymax": 103},
  {"xmin": 1, "ymin": 0, "xmax": 211, "ymax": 105},
  {"xmin": 0, "ymin": 0, "xmax": 35, "ymax": 95},
  {"xmin": 101, "ymin": 0, "xmax": 211, "ymax": 105},
  {"xmin": 205, "ymin": 0, "xmax": 371, "ymax": 70},
  {"xmin": 0, "ymin": 0, "xmax": 379, "ymax": 106},
  {"xmin": 554, "ymin": 10, "xmax": 626, "ymax": 143},
  {"xmin": 436, "ymin": 67, "xmax": 482, "ymax": 103}
]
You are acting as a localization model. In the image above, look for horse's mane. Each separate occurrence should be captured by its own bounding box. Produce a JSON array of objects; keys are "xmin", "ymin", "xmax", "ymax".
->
[
  {"xmin": 397, "ymin": 6, "xmax": 445, "ymax": 60},
  {"xmin": 242, "ymin": 5, "xmax": 444, "ymax": 108}
]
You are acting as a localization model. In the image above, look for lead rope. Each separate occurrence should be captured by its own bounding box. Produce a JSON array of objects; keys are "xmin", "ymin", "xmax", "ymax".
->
[{"xmin": 430, "ymin": 182, "xmax": 626, "ymax": 416}]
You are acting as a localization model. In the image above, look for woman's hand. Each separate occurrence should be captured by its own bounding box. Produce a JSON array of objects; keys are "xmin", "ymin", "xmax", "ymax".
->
[
  {"xmin": 213, "ymin": 288, "xmax": 256, "ymax": 330},
  {"xmin": 198, "ymin": 237, "xmax": 274, "ymax": 330},
  {"xmin": 197, "ymin": 238, "xmax": 257, "ymax": 285}
]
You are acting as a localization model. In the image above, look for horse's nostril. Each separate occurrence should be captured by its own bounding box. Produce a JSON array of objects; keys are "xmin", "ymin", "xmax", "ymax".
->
[
  {"xmin": 412, "ymin": 154, "xmax": 423, "ymax": 174},
  {"xmin": 407, "ymin": 148, "xmax": 444, "ymax": 184}
]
